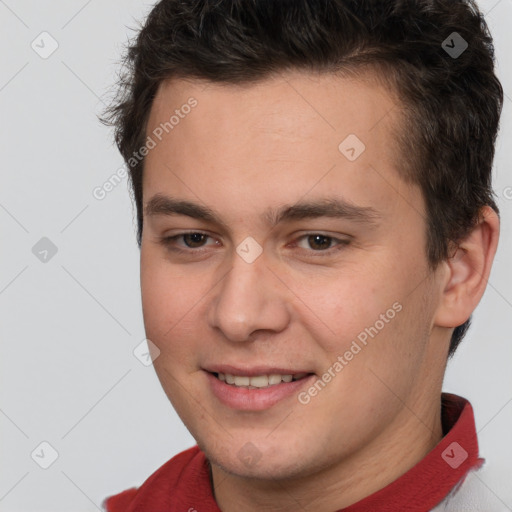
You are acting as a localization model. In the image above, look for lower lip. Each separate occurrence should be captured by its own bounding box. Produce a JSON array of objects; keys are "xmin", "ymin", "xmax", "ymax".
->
[{"xmin": 205, "ymin": 371, "xmax": 315, "ymax": 411}]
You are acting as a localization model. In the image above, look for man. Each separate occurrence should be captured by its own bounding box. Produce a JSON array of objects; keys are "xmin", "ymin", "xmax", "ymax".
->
[{"xmin": 100, "ymin": 0, "xmax": 504, "ymax": 510}]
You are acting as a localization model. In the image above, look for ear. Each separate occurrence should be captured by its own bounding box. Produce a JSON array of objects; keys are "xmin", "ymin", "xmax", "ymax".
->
[{"xmin": 434, "ymin": 206, "xmax": 500, "ymax": 328}]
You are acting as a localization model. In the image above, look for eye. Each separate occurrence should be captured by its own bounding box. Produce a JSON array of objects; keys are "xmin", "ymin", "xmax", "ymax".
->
[
  {"xmin": 296, "ymin": 234, "xmax": 340, "ymax": 251},
  {"xmin": 292, "ymin": 233, "xmax": 350, "ymax": 255},
  {"xmin": 176, "ymin": 232, "xmax": 210, "ymax": 249},
  {"xmin": 160, "ymin": 232, "xmax": 216, "ymax": 252}
]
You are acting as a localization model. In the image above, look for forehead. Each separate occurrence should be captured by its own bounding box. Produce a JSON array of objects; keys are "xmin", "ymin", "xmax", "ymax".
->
[
  {"xmin": 148, "ymin": 69, "xmax": 398, "ymax": 144},
  {"xmin": 143, "ymin": 70, "xmax": 421, "ymax": 226}
]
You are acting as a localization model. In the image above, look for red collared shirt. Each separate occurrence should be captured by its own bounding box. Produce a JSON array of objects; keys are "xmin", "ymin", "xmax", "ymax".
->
[{"xmin": 102, "ymin": 393, "xmax": 489, "ymax": 512}]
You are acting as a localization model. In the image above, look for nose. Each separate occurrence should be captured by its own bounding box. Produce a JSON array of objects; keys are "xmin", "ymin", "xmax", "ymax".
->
[{"xmin": 207, "ymin": 249, "xmax": 291, "ymax": 342}]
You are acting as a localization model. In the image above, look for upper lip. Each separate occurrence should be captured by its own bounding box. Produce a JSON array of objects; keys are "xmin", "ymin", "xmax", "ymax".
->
[{"xmin": 204, "ymin": 364, "xmax": 314, "ymax": 377}]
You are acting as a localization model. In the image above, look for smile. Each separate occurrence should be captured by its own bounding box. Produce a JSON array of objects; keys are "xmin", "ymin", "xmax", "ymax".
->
[
  {"xmin": 205, "ymin": 370, "xmax": 316, "ymax": 410},
  {"xmin": 216, "ymin": 372, "xmax": 310, "ymax": 388}
]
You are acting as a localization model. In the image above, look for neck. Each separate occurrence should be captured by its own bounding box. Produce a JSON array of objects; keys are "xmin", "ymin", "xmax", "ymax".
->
[{"xmin": 210, "ymin": 393, "xmax": 443, "ymax": 512}]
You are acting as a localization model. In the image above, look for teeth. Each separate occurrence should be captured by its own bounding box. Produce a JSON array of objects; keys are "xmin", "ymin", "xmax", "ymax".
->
[
  {"xmin": 247, "ymin": 375, "xmax": 269, "ymax": 387},
  {"xmin": 217, "ymin": 372, "xmax": 309, "ymax": 388},
  {"xmin": 234, "ymin": 376, "xmax": 250, "ymax": 386},
  {"xmin": 268, "ymin": 374, "xmax": 282, "ymax": 385}
]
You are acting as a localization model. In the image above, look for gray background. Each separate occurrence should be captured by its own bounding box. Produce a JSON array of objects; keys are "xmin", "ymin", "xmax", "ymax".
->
[{"xmin": 0, "ymin": 0, "xmax": 511, "ymax": 510}]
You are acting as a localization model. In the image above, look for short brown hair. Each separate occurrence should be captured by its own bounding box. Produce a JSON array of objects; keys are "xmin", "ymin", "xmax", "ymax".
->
[{"xmin": 100, "ymin": 0, "xmax": 503, "ymax": 356}]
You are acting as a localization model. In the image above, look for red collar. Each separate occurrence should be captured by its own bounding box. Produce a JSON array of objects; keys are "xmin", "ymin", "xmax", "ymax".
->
[
  {"xmin": 340, "ymin": 393, "xmax": 483, "ymax": 511},
  {"xmin": 103, "ymin": 393, "xmax": 482, "ymax": 512}
]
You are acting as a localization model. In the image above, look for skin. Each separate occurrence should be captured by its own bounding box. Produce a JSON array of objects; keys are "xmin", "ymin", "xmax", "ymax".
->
[{"xmin": 139, "ymin": 70, "xmax": 499, "ymax": 511}]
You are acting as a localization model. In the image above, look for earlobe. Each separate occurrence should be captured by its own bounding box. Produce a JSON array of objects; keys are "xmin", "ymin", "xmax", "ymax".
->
[{"xmin": 434, "ymin": 206, "xmax": 500, "ymax": 328}]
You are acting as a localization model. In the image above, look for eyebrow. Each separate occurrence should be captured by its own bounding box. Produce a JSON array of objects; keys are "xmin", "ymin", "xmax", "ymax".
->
[{"xmin": 144, "ymin": 193, "xmax": 382, "ymax": 230}]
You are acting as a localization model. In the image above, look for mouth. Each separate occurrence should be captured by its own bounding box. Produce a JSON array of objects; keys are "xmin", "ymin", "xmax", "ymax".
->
[
  {"xmin": 205, "ymin": 369, "xmax": 316, "ymax": 410},
  {"xmin": 211, "ymin": 371, "xmax": 312, "ymax": 389},
  {"xmin": 203, "ymin": 365, "xmax": 317, "ymax": 410}
]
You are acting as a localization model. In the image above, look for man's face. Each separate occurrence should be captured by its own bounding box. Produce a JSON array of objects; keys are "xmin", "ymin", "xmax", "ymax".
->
[{"xmin": 140, "ymin": 71, "xmax": 445, "ymax": 480}]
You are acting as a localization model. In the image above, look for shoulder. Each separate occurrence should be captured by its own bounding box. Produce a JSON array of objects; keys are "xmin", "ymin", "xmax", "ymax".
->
[
  {"xmin": 431, "ymin": 461, "xmax": 511, "ymax": 512},
  {"xmin": 101, "ymin": 445, "xmax": 202, "ymax": 512}
]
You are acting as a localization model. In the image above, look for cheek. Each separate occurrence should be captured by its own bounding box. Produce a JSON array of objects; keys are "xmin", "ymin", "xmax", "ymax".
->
[
  {"xmin": 140, "ymin": 249, "xmax": 216, "ymax": 365},
  {"xmin": 286, "ymin": 264, "xmax": 400, "ymax": 355},
  {"xmin": 140, "ymin": 253, "xmax": 167, "ymax": 334},
  {"xmin": 140, "ymin": 250, "xmax": 188, "ymax": 347}
]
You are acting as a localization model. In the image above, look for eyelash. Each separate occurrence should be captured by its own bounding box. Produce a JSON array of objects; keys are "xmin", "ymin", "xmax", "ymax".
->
[{"xmin": 158, "ymin": 232, "xmax": 350, "ymax": 257}]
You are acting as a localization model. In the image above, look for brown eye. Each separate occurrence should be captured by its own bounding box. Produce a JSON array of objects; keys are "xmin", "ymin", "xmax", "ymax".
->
[
  {"xmin": 293, "ymin": 233, "xmax": 351, "ymax": 256},
  {"xmin": 182, "ymin": 233, "xmax": 209, "ymax": 248},
  {"xmin": 306, "ymin": 234, "xmax": 334, "ymax": 251},
  {"xmin": 159, "ymin": 232, "xmax": 216, "ymax": 254}
]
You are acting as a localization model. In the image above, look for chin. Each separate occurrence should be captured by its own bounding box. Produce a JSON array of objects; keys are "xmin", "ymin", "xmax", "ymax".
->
[
  {"xmin": 200, "ymin": 434, "xmax": 322, "ymax": 481},
  {"xmin": 213, "ymin": 453, "xmax": 310, "ymax": 480}
]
